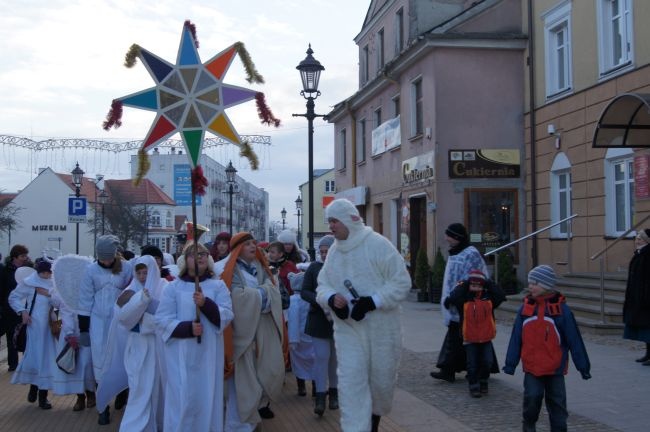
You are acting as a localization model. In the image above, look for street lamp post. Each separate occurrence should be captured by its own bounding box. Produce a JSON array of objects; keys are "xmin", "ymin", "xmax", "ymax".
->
[
  {"xmin": 295, "ymin": 195, "xmax": 303, "ymax": 247},
  {"xmin": 281, "ymin": 207, "xmax": 287, "ymax": 230},
  {"xmin": 225, "ymin": 161, "xmax": 238, "ymax": 236},
  {"xmin": 71, "ymin": 162, "xmax": 85, "ymax": 254},
  {"xmin": 98, "ymin": 189, "xmax": 109, "ymax": 235},
  {"xmin": 293, "ymin": 44, "xmax": 325, "ymax": 261}
]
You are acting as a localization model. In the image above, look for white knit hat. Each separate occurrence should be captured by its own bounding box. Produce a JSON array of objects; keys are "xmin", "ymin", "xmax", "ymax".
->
[
  {"xmin": 325, "ymin": 199, "xmax": 364, "ymax": 231},
  {"xmin": 277, "ymin": 229, "xmax": 297, "ymax": 244}
]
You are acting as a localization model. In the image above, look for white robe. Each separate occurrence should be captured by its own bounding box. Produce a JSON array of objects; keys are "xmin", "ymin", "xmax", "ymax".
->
[
  {"xmin": 117, "ymin": 255, "xmax": 167, "ymax": 432},
  {"xmin": 288, "ymin": 293, "xmax": 314, "ymax": 381},
  {"xmin": 9, "ymin": 273, "xmax": 57, "ymax": 389},
  {"xmin": 50, "ymin": 289, "xmax": 95, "ymax": 395},
  {"xmin": 316, "ymin": 226, "xmax": 411, "ymax": 432},
  {"xmin": 155, "ymin": 276, "xmax": 233, "ymax": 432},
  {"xmin": 78, "ymin": 260, "xmax": 132, "ymax": 380},
  {"xmin": 440, "ymin": 245, "xmax": 488, "ymax": 326}
]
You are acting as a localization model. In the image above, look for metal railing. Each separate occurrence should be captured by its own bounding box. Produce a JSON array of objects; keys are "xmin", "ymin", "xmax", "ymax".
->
[
  {"xmin": 589, "ymin": 214, "xmax": 650, "ymax": 322},
  {"xmin": 484, "ymin": 214, "xmax": 578, "ymax": 286}
]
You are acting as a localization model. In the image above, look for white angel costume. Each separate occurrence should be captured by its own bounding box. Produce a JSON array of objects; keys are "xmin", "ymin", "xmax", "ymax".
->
[
  {"xmin": 287, "ymin": 272, "xmax": 314, "ymax": 381},
  {"xmin": 10, "ymin": 270, "xmax": 57, "ymax": 389},
  {"xmin": 155, "ymin": 257, "xmax": 233, "ymax": 432},
  {"xmin": 116, "ymin": 255, "xmax": 167, "ymax": 432}
]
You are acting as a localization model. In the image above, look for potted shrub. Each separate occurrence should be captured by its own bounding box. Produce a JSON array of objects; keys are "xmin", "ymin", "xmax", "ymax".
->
[
  {"xmin": 497, "ymin": 249, "xmax": 519, "ymax": 295},
  {"xmin": 414, "ymin": 248, "xmax": 430, "ymax": 302},
  {"xmin": 430, "ymin": 247, "xmax": 446, "ymax": 304}
]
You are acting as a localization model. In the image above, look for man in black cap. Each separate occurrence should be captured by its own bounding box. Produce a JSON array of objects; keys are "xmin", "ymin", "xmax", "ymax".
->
[{"xmin": 431, "ymin": 223, "xmax": 488, "ymax": 382}]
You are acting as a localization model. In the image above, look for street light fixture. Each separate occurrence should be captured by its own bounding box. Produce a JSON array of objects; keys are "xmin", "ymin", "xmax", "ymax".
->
[
  {"xmin": 98, "ymin": 189, "xmax": 109, "ymax": 235},
  {"xmin": 71, "ymin": 162, "xmax": 84, "ymax": 254},
  {"xmin": 225, "ymin": 160, "xmax": 238, "ymax": 236},
  {"xmin": 281, "ymin": 207, "xmax": 287, "ymax": 230},
  {"xmin": 293, "ymin": 44, "xmax": 325, "ymax": 261},
  {"xmin": 295, "ymin": 195, "xmax": 303, "ymax": 247}
]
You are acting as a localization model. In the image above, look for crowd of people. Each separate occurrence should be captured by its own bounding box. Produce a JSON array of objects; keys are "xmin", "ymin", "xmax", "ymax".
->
[{"xmin": 10, "ymin": 200, "xmax": 650, "ymax": 431}]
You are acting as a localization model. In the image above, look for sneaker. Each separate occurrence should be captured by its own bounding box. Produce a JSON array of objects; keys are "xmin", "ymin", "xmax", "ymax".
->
[
  {"xmin": 470, "ymin": 388, "xmax": 482, "ymax": 398},
  {"xmin": 98, "ymin": 408, "xmax": 110, "ymax": 426},
  {"xmin": 635, "ymin": 354, "xmax": 650, "ymax": 363},
  {"xmin": 429, "ymin": 371, "xmax": 455, "ymax": 383}
]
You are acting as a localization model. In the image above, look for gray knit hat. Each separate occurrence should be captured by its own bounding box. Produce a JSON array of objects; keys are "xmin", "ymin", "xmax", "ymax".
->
[
  {"xmin": 528, "ymin": 265, "xmax": 557, "ymax": 290},
  {"xmin": 317, "ymin": 235, "xmax": 335, "ymax": 249},
  {"xmin": 96, "ymin": 235, "xmax": 121, "ymax": 260}
]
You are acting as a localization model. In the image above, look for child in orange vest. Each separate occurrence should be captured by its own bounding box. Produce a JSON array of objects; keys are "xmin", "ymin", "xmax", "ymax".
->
[{"xmin": 447, "ymin": 269, "xmax": 505, "ymax": 397}]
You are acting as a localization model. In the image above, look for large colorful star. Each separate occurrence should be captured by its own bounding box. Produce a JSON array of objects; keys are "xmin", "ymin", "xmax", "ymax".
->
[{"xmin": 116, "ymin": 24, "xmax": 258, "ymax": 167}]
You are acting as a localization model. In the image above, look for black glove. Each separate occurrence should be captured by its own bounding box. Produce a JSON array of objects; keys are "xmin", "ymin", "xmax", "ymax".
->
[
  {"xmin": 350, "ymin": 296, "xmax": 376, "ymax": 321},
  {"xmin": 328, "ymin": 295, "xmax": 349, "ymax": 320},
  {"xmin": 78, "ymin": 315, "xmax": 90, "ymax": 333},
  {"xmin": 443, "ymin": 297, "xmax": 451, "ymax": 309}
]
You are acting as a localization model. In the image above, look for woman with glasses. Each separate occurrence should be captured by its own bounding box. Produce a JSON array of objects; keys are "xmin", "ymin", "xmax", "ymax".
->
[{"xmin": 156, "ymin": 241, "xmax": 233, "ymax": 431}]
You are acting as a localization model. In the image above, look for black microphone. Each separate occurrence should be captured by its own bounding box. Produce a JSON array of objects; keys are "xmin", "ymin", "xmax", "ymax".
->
[{"xmin": 344, "ymin": 279, "xmax": 360, "ymax": 299}]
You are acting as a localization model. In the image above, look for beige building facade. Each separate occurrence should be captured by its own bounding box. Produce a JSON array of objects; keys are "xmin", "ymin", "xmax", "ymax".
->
[{"xmin": 525, "ymin": 0, "xmax": 650, "ymax": 273}]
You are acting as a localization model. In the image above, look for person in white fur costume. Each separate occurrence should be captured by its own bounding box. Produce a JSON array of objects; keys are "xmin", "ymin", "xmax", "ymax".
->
[{"xmin": 316, "ymin": 199, "xmax": 411, "ymax": 432}]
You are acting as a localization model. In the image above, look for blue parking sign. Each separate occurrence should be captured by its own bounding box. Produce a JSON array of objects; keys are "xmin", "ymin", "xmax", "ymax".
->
[{"xmin": 68, "ymin": 197, "xmax": 87, "ymax": 223}]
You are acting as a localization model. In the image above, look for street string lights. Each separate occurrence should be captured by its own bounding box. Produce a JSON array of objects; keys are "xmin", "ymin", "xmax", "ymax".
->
[
  {"xmin": 71, "ymin": 162, "xmax": 85, "ymax": 254},
  {"xmin": 281, "ymin": 207, "xmax": 287, "ymax": 230},
  {"xmin": 295, "ymin": 195, "xmax": 303, "ymax": 247},
  {"xmin": 293, "ymin": 44, "xmax": 325, "ymax": 261},
  {"xmin": 224, "ymin": 161, "xmax": 239, "ymax": 236}
]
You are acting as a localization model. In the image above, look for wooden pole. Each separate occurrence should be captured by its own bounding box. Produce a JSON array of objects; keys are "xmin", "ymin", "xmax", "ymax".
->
[{"xmin": 191, "ymin": 185, "xmax": 202, "ymax": 344}]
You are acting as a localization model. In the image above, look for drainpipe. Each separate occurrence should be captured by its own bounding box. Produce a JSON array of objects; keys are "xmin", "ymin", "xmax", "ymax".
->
[
  {"xmin": 346, "ymin": 101, "xmax": 357, "ymax": 187},
  {"xmin": 527, "ymin": 0, "xmax": 539, "ymax": 266}
]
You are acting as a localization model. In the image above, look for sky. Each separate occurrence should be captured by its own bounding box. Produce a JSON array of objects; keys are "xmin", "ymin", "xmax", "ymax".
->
[{"xmin": 0, "ymin": 0, "xmax": 370, "ymax": 229}]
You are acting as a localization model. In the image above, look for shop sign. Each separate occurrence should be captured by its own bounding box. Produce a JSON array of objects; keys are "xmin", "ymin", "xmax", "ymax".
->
[
  {"xmin": 634, "ymin": 154, "xmax": 650, "ymax": 199},
  {"xmin": 371, "ymin": 115, "xmax": 401, "ymax": 156},
  {"xmin": 32, "ymin": 225, "xmax": 67, "ymax": 231},
  {"xmin": 334, "ymin": 186, "xmax": 368, "ymax": 206},
  {"xmin": 174, "ymin": 164, "xmax": 202, "ymax": 206},
  {"xmin": 449, "ymin": 149, "xmax": 520, "ymax": 178},
  {"xmin": 402, "ymin": 151, "xmax": 434, "ymax": 184}
]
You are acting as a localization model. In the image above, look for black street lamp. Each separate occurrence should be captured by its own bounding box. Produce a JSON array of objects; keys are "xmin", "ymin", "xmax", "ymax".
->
[
  {"xmin": 295, "ymin": 195, "xmax": 303, "ymax": 247},
  {"xmin": 225, "ymin": 161, "xmax": 238, "ymax": 236},
  {"xmin": 293, "ymin": 44, "xmax": 325, "ymax": 261},
  {"xmin": 281, "ymin": 207, "xmax": 287, "ymax": 230},
  {"xmin": 98, "ymin": 189, "xmax": 109, "ymax": 235},
  {"xmin": 71, "ymin": 162, "xmax": 85, "ymax": 254}
]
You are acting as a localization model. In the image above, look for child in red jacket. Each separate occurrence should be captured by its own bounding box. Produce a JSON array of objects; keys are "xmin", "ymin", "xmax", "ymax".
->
[{"xmin": 503, "ymin": 265, "xmax": 591, "ymax": 432}]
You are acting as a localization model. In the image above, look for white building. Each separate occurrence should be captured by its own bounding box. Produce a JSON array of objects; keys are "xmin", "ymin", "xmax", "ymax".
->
[{"xmin": 131, "ymin": 150, "xmax": 269, "ymax": 242}]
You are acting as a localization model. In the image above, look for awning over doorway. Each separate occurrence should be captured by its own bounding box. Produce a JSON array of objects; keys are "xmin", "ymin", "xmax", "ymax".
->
[{"xmin": 593, "ymin": 93, "xmax": 650, "ymax": 148}]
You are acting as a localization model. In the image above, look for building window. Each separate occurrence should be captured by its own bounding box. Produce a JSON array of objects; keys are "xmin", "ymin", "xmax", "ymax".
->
[
  {"xmin": 166, "ymin": 210, "xmax": 172, "ymax": 227},
  {"xmin": 325, "ymin": 180, "xmax": 336, "ymax": 193},
  {"xmin": 410, "ymin": 78, "xmax": 423, "ymax": 136},
  {"xmin": 377, "ymin": 28, "xmax": 385, "ymax": 72},
  {"xmin": 597, "ymin": 0, "xmax": 632, "ymax": 76},
  {"xmin": 394, "ymin": 8, "xmax": 404, "ymax": 56},
  {"xmin": 392, "ymin": 95, "xmax": 400, "ymax": 118},
  {"xmin": 357, "ymin": 119, "xmax": 366, "ymax": 163},
  {"xmin": 361, "ymin": 45, "xmax": 369, "ymax": 85},
  {"xmin": 544, "ymin": 2, "xmax": 572, "ymax": 98},
  {"xmin": 339, "ymin": 128, "xmax": 347, "ymax": 169},
  {"xmin": 374, "ymin": 107, "xmax": 382, "ymax": 129},
  {"xmin": 550, "ymin": 153, "xmax": 572, "ymax": 238},
  {"xmin": 150, "ymin": 210, "xmax": 161, "ymax": 227},
  {"xmin": 605, "ymin": 148, "xmax": 634, "ymax": 236}
]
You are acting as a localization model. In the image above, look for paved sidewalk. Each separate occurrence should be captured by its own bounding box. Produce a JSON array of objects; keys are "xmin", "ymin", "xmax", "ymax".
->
[{"xmin": 0, "ymin": 295, "xmax": 647, "ymax": 431}]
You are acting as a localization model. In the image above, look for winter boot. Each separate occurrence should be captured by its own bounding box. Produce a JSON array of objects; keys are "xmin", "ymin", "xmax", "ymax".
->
[
  {"xmin": 98, "ymin": 406, "xmax": 110, "ymax": 425},
  {"xmin": 371, "ymin": 414, "xmax": 381, "ymax": 432},
  {"xmin": 314, "ymin": 392, "xmax": 326, "ymax": 416},
  {"xmin": 38, "ymin": 390, "xmax": 52, "ymax": 410},
  {"xmin": 86, "ymin": 390, "xmax": 96, "ymax": 408},
  {"xmin": 73, "ymin": 394, "xmax": 86, "ymax": 411},
  {"xmin": 114, "ymin": 388, "xmax": 128, "ymax": 410},
  {"xmin": 635, "ymin": 343, "xmax": 650, "ymax": 362},
  {"xmin": 328, "ymin": 388, "xmax": 339, "ymax": 410},
  {"xmin": 296, "ymin": 378, "xmax": 306, "ymax": 396},
  {"xmin": 479, "ymin": 380, "xmax": 489, "ymax": 395},
  {"xmin": 27, "ymin": 385, "xmax": 38, "ymax": 403}
]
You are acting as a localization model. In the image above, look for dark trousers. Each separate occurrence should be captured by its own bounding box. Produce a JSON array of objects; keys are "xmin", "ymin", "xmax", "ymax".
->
[
  {"xmin": 435, "ymin": 321, "xmax": 466, "ymax": 373},
  {"xmin": 465, "ymin": 342, "xmax": 493, "ymax": 389},
  {"xmin": 1, "ymin": 315, "xmax": 20, "ymax": 368},
  {"xmin": 523, "ymin": 373, "xmax": 568, "ymax": 432}
]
